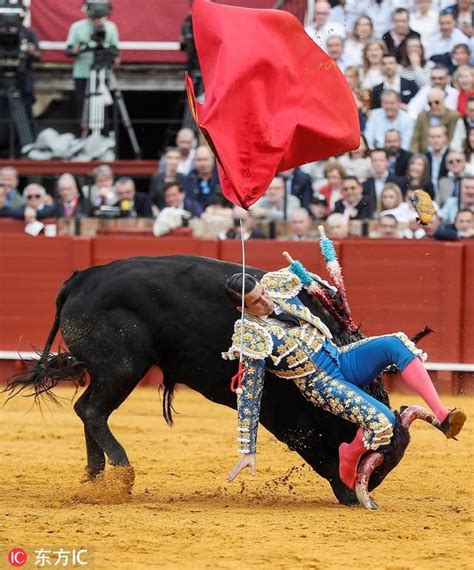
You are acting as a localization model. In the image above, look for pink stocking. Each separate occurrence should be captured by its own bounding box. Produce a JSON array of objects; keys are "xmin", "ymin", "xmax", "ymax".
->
[
  {"xmin": 338, "ymin": 427, "xmax": 367, "ymax": 489},
  {"xmin": 401, "ymin": 358, "xmax": 448, "ymax": 422}
]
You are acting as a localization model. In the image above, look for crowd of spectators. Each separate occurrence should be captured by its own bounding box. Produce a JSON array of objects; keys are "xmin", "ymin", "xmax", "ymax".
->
[{"xmin": 0, "ymin": 0, "xmax": 473, "ymax": 241}]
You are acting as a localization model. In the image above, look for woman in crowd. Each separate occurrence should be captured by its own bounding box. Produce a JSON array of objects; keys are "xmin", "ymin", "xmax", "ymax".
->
[
  {"xmin": 399, "ymin": 37, "xmax": 434, "ymax": 88},
  {"xmin": 381, "ymin": 187, "xmax": 426, "ymax": 239},
  {"xmin": 453, "ymin": 65, "xmax": 474, "ymax": 118},
  {"xmin": 344, "ymin": 67, "xmax": 371, "ymax": 130},
  {"xmin": 338, "ymin": 134, "xmax": 372, "ymax": 182},
  {"xmin": 377, "ymin": 182, "xmax": 404, "ymax": 215},
  {"xmin": 361, "ymin": 40, "xmax": 387, "ymax": 89},
  {"xmin": 319, "ymin": 161, "xmax": 346, "ymax": 211},
  {"xmin": 344, "ymin": 15, "xmax": 374, "ymax": 68},
  {"xmin": 400, "ymin": 154, "xmax": 435, "ymax": 198},
  {"xmin": 464, "ymin": 127, "xmax": 474, "ymax": 175}
]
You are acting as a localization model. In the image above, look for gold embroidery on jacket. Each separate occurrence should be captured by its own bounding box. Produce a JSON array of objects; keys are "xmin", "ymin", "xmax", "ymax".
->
[{"xmin": 260, "ymin": 270, "xmax": 302, "ymax": 299}]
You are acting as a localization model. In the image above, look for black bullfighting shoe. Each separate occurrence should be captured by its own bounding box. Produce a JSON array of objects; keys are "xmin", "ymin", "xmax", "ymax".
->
[
  {"xmin": 438, "ymin": 408, "xmax": 467, "ymax": 439},
  {"xmin": 411, "ymin": 189, "xmax": 435, "ymax": 225}
]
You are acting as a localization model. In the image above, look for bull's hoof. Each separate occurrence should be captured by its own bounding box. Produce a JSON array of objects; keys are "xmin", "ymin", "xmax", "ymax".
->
[
  {"xmin": 108, "ymin": 465, "xmax": 135, "ymax": 496},
  {"xmin": 79, "ymin": 466, "xmax": 104, "ymax": 484}
]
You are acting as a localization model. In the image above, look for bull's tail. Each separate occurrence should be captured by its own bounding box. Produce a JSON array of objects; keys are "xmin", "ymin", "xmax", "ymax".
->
[
  {"xmin": 3, "ymin": 274, "xmax": 87, "ymax": 403},
  {"xmin": 160, "ymin": 375, "xmax": 178, "ymax": 426}
]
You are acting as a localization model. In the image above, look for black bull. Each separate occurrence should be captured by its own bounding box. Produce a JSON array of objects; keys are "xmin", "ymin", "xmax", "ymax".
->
[{"xmin": 7, "ymin": 255, "xmax": 415, "ymax": 506}]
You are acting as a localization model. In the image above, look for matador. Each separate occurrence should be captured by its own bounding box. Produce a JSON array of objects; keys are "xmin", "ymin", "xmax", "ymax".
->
[{"xmin": 222, "ymin": 264, "xmax": 466, "ymax": 488}]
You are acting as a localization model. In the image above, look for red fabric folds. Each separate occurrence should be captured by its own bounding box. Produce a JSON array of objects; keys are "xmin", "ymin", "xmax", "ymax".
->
[{"xmin": 186, "ymin": 0, "xmax": 359, "ymax": 209}]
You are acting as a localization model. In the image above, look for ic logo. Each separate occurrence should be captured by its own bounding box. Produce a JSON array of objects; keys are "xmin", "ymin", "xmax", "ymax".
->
[{"xmin": 8, "ymin": 548, "xmax": 27, "ymax": 567}]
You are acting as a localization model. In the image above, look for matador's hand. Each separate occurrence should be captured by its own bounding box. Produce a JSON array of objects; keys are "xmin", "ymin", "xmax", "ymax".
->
[{"xmin": 227, "ymin": 453, "xmax": 256, "ymax": 482}]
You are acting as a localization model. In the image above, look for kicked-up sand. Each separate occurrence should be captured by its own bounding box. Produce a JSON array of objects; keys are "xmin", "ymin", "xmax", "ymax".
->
[{"xmin": 0, "ymin": 387, "xmax": 472, "ymax": 569}]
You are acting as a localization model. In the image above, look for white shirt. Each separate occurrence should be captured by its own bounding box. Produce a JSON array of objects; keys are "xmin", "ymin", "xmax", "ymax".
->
[
  {"xmin": 381, "ymin": 202, "xmax": 417, "ymax": 223},
  {"xmin": 430, "ymin": 145, "xmax": 448, "ymax": 191},
  {"xmin": 409, "ymin": 9, "xmax": 439, "ymax": 49},
  {"xmin": 425, "ymin": 28, "xmax": 470, "ymax": 59},
  {"xmin": 374, "ymin": 176, "xmax": 387, "ymax": 202},
  {"xmin": 382, "ymin": 75, "xmax": 402, "ymax": 93},
  {"xmin": 343, "ymin": 39, "xmax": 366, "ymax": 68},
  {"xmin": 177, "ymin": 148, "xmax": 196, "ymax": 176},
  {"xmin": 364, "ymin": 107, "xmax": 414, "ymax": 150},
  {"xmin": 362, "ymin": 68, "xmax": 385, "ymax": 89},
  {"xmin": 305, "ymin": 21, "xmax": 347, "ymax": 52}
]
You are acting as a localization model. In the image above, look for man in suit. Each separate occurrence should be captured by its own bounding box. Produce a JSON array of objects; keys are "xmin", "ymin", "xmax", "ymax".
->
[
  {"xmin": 382, "ymin": 8, "xmax": 421, "ymax": 62},
  {"xmin": 363, "ymin": 148, "xmax": 405, "ymax": 210},
  {"xmin": 279, "ymin": 166, "xmax": 314, "ymax": 211},
  {"xmin": 55, "ymin": 173, "xmax": 92, "ymax": 219},
  {"xmin": 182, "ymin": 145, "xmax": 221, "ymax": 217},
  {"xmin": 371, "ymin": 53, "xmax": 419, "ymax": 109},
  {"xmin": 430, "ymin": 42, "xmax": 472, "ymax": 77},
  {"xmin": 429, "ymin": 209, "xmax": 474, "ymax": 241},
  {"xmin": 425, "ymin": 124, "xmax": 450, "ymax": 195},
  {"xmin": 411, "ymin": 88, "xmax": 461, "ymax": 153},
  {"xmin": 334, "ymin": 176, "xmax": 374, "ymax": 220},
  {"xmin": 385, "ymin": 129, "xmax": 412, "ymax": 176},
  {"xmin": 114, "ymin": 177, "xmax": 152, "ymax": 218}
]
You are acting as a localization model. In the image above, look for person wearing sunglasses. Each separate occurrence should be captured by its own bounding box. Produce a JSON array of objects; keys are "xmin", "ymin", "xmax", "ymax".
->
[
  {"xmin": 411, "ymin": 88, "xmax": 461, "ymax": 153},
  {"xmin": 407, "ymin": 64, "xmax": 459, "ymax": 120},
  {"xmin": 438, "ymin": 151, "xmax": 467, "ymax": 206},
  {"xmin": 7, "ymin": 184, "xmax": 55, "ymax": 222}
]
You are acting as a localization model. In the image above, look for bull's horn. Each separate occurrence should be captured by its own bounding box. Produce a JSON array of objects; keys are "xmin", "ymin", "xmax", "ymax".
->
[
  {"xmin": 400, "ymin": 405, "xmax": 439, "ymax": 429},
  {"xmin": 355, "ymin": 452, "xmax": 384, "ymax": 510}
]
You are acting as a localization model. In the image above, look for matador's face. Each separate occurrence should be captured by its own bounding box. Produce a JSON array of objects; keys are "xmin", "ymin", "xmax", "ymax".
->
[{"xmin": 243, "ymin": 283, "xmax": 274, "ymax": 318}]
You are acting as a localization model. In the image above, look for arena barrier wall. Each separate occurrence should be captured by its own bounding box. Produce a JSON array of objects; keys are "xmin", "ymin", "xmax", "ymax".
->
[{"xmin": 1, "ymin": 234, "xmax": 473, "ymax": 393}]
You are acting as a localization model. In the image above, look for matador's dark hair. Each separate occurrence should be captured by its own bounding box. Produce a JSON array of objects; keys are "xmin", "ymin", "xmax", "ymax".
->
[{"xmin": 225, "ymin": 273, "xmax": 259, "ymax": 306}]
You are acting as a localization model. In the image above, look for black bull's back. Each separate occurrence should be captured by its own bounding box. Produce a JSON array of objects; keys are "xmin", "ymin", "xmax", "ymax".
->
[{"xmin": 47, "ymin": 256, "xmax": 411, "ymax": 504}]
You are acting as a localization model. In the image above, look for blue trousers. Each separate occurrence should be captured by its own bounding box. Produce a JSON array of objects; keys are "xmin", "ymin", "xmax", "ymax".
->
[{"xmin": 295, "ymin": 334, "xmax": 420, "ymax": 450}]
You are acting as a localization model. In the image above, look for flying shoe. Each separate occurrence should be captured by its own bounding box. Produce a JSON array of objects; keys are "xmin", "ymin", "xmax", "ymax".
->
[{"xmin": 411, "ymin": 189, "xmax": 436, "ymax": 225}]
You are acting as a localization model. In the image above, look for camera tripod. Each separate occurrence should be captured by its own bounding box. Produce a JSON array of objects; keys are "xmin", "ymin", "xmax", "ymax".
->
[
  {"xmin": 81, "ymin": 64, "xmax": 142, "ymax": 159},
  {"xmin": 0, "ymin": 78, "xmax": 35, "ymax": 158}
]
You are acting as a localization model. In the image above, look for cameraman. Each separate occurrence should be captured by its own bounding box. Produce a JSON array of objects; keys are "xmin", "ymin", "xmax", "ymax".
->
[
  {"xmin": 0, "ymin": 2, "xmax": 41, "ymax": 152},
  {"xmin": 65, "ymin": 0, "xmax": 119, "ymax": 128}
]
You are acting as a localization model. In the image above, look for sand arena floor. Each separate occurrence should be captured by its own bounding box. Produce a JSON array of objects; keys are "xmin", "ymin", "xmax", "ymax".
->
[{"xmin": 0, "ymin": 386, "xmax": 473, "ymax": 569}]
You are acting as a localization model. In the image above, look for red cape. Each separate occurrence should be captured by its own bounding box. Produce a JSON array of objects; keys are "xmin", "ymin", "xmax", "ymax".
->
[{"xmin": 186, "ymin": 0, "xmax": 359, "ymax": 209}]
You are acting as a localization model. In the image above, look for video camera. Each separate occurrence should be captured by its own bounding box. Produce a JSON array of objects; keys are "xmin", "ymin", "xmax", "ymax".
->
[
  {"xmin": 85, "ymin": 0, "xmax": 112, "ymax": 19},
  {"xmin": 79, "ymin": 0, "xmax": 117, "ymax": 69},
  {"xmin": 0, "ymin": 0, "xmax": 27, "ymax": 74}
]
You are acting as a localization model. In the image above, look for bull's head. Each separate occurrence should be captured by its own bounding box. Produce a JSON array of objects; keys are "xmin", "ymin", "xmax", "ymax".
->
[{"xmin": 355, "ymin": 406, "xmax": 439, "ymax": 510}]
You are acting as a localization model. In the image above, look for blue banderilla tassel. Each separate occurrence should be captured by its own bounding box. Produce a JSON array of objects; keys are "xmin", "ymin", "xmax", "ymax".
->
[{"xmin": 289, "ymin": 260, "xmax": 313, "ymax": 286}]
